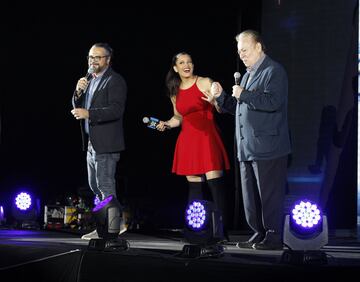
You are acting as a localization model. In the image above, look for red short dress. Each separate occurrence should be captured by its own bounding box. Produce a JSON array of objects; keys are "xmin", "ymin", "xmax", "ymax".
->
[{"xmin": 172, "ymin": 80, "xmax": 230, "ymax": 175}]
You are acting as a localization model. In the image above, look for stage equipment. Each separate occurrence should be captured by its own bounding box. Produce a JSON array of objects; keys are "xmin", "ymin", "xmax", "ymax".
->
[
  {"xmin": 94, "ymin": 195, "xmax": 100, "ymax": 206},
  {"xmin": 181, "ymin": 200, "xmax": 225, "ymax": 258},
  {"xmin": 0, "ymin": 205, "xmax": 5, "ymax": 225},
  {"xmin": 282, "ymin": 199, "xmax": 328, "ymax": 265},
  {"xmin": 11, "ymin": 191, "xmax": 40, "ymax": 229},
  {"xmin": 88, "ymin": 195, "xmax": 129, "ymax": 252}
]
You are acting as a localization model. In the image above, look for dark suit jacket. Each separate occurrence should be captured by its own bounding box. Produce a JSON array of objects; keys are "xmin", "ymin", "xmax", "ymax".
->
[
  {"xmin": 72, "ymin": 67, "xmax": 127, "ymax": 154},
  {"xmin": 216, "ymin": 55, "xmax": 291, "ymax": 161}
]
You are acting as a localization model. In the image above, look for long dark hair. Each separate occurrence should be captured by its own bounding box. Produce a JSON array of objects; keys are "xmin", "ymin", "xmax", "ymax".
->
[{"xmin": 165, "ymin": 52, "xmax": 191, "ymax": 98}]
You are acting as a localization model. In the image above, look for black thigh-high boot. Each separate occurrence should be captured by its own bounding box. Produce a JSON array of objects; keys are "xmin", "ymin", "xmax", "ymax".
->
[
  {"xmin": 207, "ymin": 177, "xmax": 228, "ymax": 240},
  {"xmin": 188, "ymin": 181, "xmax": 204, "ymax": 204}
]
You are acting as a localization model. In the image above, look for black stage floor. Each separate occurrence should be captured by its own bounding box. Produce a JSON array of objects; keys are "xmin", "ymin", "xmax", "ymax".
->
[{"xmin": 1, "ymin": 228, "xmax": 360, "ymax": 281}]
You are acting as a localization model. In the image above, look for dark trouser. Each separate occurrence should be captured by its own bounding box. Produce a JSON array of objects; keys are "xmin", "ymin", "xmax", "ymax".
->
[
  {"xmin": 240, "ymin": 155, "xmax": 288, "ymax": 237},
  {"xmin": 87, "ymin": 142, "xmax": 120, "ymax": 201}
]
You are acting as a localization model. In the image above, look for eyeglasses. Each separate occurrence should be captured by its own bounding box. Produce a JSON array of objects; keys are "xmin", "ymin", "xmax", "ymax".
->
[{"xmin": 87, "ymin": 55, "xmax": 109, "ymax": 61}]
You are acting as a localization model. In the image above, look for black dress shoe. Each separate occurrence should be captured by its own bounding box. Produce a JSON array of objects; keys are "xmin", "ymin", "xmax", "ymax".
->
[
  {"xmin": 252, "ymin": 240, "xmax": 283, "ymax": 250},
  {"xmin": 252, "ymin": 230, "xmax": 283, "ymax": 250},
  {"xmin": 236, "ymin": 232, "xmax": 265, "ymax": 249}
]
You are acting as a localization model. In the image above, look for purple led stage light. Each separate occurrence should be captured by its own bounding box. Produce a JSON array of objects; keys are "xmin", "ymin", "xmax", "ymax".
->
[
  {"xmin": 15, "ymin": 192, "xmax": 32, "ymax": 211},
  {"xmin": 93, "ymin": 195, "xmax": 113, "ymax": 212},
  {"xmin": 185, "ymin": 201, "xmax": 207, "ymax": 230},
  {"xmin": 94, "ymin": 195, "xmax": 101, "ymax": 206},
  {"xmin": 291, "ymin": 200, "xmax": 322, "ymax": 229}
]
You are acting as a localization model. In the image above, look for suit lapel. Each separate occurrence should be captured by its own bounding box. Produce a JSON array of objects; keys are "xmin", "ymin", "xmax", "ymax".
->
[
  {"xmin": 90, "ymin": 68, "xmax": 112, "ymax": 106},
  {"xmin": 241, "ymin": 72, "xmax": 251, "ymax": 88},
  {"xmin": 246, "ymin": 56, "xmax": 270, "ymax": 89},
  {"xmin": 246, "ymin": 70, "xmax": 262, "ymax": 89}
]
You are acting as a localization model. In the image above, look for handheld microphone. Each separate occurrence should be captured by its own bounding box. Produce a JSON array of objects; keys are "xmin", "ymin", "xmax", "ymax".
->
[
  {"xmin": 234, "ymin": 72, "xmax": 241, "ymax": 86},
  {"xmin": 143, "ymin": 116, "xmax": 160, "ymax": 129},
  {"xmin": 76, "ymin": 66, "xmax": 95, "ymax": 97},
  {"xmin": 143, "ymin": 116, "xmax": 170, "ymax": 130},
  {"xmin": 85, "ymin": 66, "xmax": 95, "ymax": 81}
]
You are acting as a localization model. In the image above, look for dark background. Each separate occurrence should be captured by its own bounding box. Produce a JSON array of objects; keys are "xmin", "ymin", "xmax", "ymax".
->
[{"xmin": 0, "ymin": 1, "xmax": 358, "ymax": 231}]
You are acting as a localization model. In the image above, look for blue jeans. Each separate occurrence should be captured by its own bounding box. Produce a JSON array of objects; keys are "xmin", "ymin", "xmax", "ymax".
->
[{"xmin": 87, "ymin": 142, "xmax": 120, "ymax": 201}]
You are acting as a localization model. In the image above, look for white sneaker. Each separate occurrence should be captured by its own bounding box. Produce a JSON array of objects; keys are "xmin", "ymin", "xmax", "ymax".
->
[
  {"xmin": 81, "ymin": 229, "xmax": 99, "ymax": 240},
  {"xmin": 119, "ymin": 222, "xmax": 127, "ymax": 235},
  {"xmin": 81, "ymin": 224, "xmax": 126, "ymax": 239}
]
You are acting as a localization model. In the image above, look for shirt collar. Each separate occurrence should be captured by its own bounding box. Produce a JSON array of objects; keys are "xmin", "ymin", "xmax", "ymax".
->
[
  {"xmin": 93, "ymin": 66, "xmax": 109, "ymax": 79},
  {"xmin": 246, "ymin": 53, "xmax": 266, "ymax": 74}
]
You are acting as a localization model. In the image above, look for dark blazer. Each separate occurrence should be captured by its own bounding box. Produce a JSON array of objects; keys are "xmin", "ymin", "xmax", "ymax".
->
[
  {"xmin": 72, "ymin": 67, "xmax": 127, "ymax": 154},
  {"xmin": 216, "ymin": 55, "xmax": 291, "ymax": 161}
]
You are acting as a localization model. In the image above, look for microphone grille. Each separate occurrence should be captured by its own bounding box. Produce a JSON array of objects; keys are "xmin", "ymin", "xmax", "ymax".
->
[
  {"xmin": 87, "ymin": 66, "xmax": 95, "ymax": 74},
  {"xmin": 142, "ymin": 117, "xmax": 149, "ymax": 123},
  {"xmin": 234, "ymin": 72, "xmax": 241, "ymax": 79}
]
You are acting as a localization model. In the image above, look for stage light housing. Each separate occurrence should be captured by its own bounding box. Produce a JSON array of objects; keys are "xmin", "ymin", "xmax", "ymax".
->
[
  {"xmin": 184, "ymin": 200, "xmax": 224, "ymax": 245},
  {"xmin": 181, "ymin": 200, "xmax": 225, "ymax": 258},
  {"xmin": 92, "ymin": 195, "xmax": 121, "ymax": 240},
  {"xmin": 0, "ymin": 205, "xmax": 5, "ymax": 225},
  {"xmin": 11, "ymin": 191, "xmax": 40, "ymax": 229},
  {"xmin": 284, "ymin": 199, "xmax": 328, "ymax": 250},
  {"xmin": 282, "ymin": 199, "xmax": 328, "ymax": 265},
  {"xmin": 88, "ymin": 194, "xmax": 129, "ymax": 252}
]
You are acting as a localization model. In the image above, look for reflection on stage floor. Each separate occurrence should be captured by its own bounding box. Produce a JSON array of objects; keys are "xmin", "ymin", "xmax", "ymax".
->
[{"xmin": 0, "ymin": 228, "xmax": 359, "ymax": 281}]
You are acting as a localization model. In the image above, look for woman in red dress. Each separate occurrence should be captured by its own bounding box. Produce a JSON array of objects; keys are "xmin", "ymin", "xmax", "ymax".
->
[{"xmin": 156, "ymin": 52, "xmax": 230, "ymax": 231}]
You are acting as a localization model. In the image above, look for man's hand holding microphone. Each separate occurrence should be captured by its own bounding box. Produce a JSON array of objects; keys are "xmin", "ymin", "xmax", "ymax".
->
[
  {"xmin": 232, "ymin": 71, "xmax": 243, "ymax": 100},
  {"xmin": 71, "ymin": 66, "xmax": 95, "ymax": 120}
]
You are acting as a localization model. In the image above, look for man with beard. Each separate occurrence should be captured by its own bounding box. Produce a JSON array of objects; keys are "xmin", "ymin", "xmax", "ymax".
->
[{"xmin": 71, "ymin": 43, "xmax": 127, "ymax": 240}]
